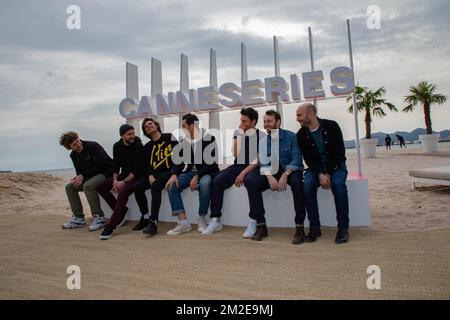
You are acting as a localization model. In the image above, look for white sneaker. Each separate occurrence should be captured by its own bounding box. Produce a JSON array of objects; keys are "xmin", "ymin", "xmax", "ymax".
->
[
  {"xmin": 89, "ymin": 214, "xmax": 107, "ymax": 231},
  {"xmin": 167, "ymin": 223, "xmax": 192, "ymax": 236},
  {"xmin": 243, "ymin": 219, "xmax": 257, "ymax": 238},
  {"xmin": 62, "ymin": 216, "xmax": 86, "ymax": 229},
  {"xmin": 197, "ymin": 216, "xmax": 208, "ymax": 233},
  {"xmin": 202, "ymin": 218, "xmax": 223, "ymax": 235}
]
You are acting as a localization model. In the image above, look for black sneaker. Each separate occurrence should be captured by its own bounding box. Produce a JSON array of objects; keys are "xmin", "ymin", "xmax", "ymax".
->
[
  {"xmin": 335, "ymin": 229, "xmax": 349, "ymax": 244},
  {"xmin": 132, "ymin": 216, "xmax": 149, "ymax": 231},
  {"xmin": 142, "ymin": 220, "xmax": 158, "ymax": 236},
  {"xmin": 117, "ymin": 207, "xmax": 129, "ymax": 228},
  {"xmin": 305, "ymin": 228, "xmax": 322, "ymax": 243},
  {"xmin": 100, "ymin": 225, "xmax": 114, "ymax": 240}
]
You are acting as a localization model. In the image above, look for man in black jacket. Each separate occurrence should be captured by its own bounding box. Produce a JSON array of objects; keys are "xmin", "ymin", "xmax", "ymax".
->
[
  {"xmin": 134, "ymin": 117, "xmax": 179, "ymax": 237},
  {"xmin": 59, "ymin": 131, "xmax": 113, "ymax": 231},
  {"xmin": 96, "ymin": 124, "xmax": 144, "ymax": 240},
  {"xmin": 165, "ymin": 113, "xmax": 220, "ymax": 235},
  {"xmin": 296, "ymin": 103, "xmax": 350, "ymax": 244}
]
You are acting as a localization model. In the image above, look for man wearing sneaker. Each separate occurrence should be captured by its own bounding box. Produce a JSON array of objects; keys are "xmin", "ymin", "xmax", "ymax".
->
[
  {"xmin": 202, "ymin": 107, "xmax": 261, "ymax": 236},
  {"xmin": 296, "ymin": 103, "xmax": 350, "ymax": 244},
  {"xmin": 59, "ymin": 131, "xmax": 114, "ymax": 231},
  {"xmin": 165, "ymin": 113, "xmax": 219, "ymax": 236},
  {"xmin": 135, "ymin": 117, "xmax": 179, "ymax": 237},
  {"xmin": 96, "ymin": 124, "xmax": 144, "ymax": 240},
  {"xmin": 245, "ymin": 110, "xmax": 306, "ymax": 242}
]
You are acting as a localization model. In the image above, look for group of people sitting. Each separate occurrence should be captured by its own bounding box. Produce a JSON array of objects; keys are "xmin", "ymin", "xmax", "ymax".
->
[{"xmin": 59, "ymin": 102, "xmax": 350, "ymax": 245}]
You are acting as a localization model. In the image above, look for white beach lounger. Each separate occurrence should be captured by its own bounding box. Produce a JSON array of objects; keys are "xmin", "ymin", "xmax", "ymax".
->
[{"xmin": 409, "ymin": 166, "xmax": 450, "ymax": 190}]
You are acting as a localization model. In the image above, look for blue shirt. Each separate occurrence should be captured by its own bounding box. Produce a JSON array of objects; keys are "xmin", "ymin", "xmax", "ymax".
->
[{"xmin": 259, "ymin": 128, "xmax": 303, "ymax": 175}]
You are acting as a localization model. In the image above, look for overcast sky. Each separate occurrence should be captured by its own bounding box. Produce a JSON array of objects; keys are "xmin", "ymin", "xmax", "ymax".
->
[{"xmin": 0, "ymin": 0, "xmax": 449, "ymax": 171}]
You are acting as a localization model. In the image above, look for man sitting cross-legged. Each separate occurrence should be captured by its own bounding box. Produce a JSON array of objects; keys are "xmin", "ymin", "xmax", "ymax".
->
[{"xmin": 96, "ymin": 124, "xmax": 144, "ymax": 240}]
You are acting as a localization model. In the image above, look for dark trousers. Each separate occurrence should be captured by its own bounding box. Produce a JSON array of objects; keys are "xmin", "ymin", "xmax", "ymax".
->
[
  {"xmin": 133, "ymin": 171, "xmax": 171, "ymax": 222},
  {"xmin": 96, "ymin": 177, "xmax": 137, "ymax": 228},
  {"xmin": 244, "ymin": 169, "xmax": 306, "ymax": 225},
  {"xmin": 303, "ymin": 167, "xmax": 349, "ymax": 230},
  {"xmin": 209, "ymin": 164, "xmax": 251, "ymax": 218}
]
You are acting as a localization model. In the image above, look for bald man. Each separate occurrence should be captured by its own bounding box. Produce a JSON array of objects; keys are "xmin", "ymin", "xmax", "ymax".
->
[{"xmin": 296, "ymin": 103, "xmax": 349, "ymax": 244}]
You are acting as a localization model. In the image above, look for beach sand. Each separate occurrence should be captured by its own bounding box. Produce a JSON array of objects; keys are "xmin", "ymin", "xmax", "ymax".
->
[{"xmin": 0, "ymin": 144, "xmax": 449, "ymax": 299}]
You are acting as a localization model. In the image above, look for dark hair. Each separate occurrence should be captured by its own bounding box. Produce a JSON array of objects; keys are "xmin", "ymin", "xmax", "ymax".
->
[
  {"xmin": 141, "ymin": 117, "xmax": 162, "ymax": 138},
  {"xmin": 265, "ymin": 110, "xmax": 281, "ymax": 124},
  {"xmin": 240, "ymin": 107, "xmax": 258, "ymax": 124},
  {"xmin": 59, "ymin": 131, "xmax": 79, "ymax": 150},
  {"xmin": 181, "ymin": 113, "xmax": 199, "ymax": 126}
]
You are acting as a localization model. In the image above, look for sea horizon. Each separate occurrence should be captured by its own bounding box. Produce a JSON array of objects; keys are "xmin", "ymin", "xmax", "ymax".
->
[{"xmin": 6, "ymin": 141, "xmax": 450, "ymax": 176}]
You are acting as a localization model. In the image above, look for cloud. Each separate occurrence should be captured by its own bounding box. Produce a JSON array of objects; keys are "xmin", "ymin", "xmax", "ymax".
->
[{"xmin": 0, "ymin": 0, "xmax": 449, "ymax": 171}]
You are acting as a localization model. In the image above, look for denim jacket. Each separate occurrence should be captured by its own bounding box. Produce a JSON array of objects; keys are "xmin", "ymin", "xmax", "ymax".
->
[{"xmin": 259, "ymin": 128, "xmax": 303, "ymax": 175}]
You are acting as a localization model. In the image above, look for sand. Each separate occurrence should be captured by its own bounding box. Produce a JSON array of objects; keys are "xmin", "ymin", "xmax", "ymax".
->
[
  {"xmin": 346, "ymin": 144, "xmax": 450, "ymax": 232},
  {"xmin": 0, "ymin": 144, "xmax": 449, "ymax": 299}
]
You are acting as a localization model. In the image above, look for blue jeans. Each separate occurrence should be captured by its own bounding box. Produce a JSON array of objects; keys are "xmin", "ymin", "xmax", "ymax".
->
[
  {"xmin": 303, "ymin": 167, "xmax": 349, "ymax": 230},
  {"xmin": 167, "ymin": 171, "xmax": 214, "ymax": 217}
]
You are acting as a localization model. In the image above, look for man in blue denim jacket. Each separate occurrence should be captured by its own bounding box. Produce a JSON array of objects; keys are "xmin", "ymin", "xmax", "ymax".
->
[{"xmin": 245, "ymin": 110, "xmax": 307, "ymax": 243}]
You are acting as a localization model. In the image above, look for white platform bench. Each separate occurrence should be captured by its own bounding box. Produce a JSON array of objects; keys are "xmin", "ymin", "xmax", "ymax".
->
[
  {"xmin": 102, "ymin": 174, "xmax": 370, "ymax": 227},
  {"xmin": 409, "ymin": 166, "xmax": 450, "ymax": 190}
]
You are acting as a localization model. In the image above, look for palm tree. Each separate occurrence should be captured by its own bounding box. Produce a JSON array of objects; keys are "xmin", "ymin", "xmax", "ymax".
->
[
  {"xmin": 347, "ymin": 85, "xmax": 398, "ymax": 139},
  {"xmin": 402, "ymin": 81, "xmax": 447, "ymax": 134}
]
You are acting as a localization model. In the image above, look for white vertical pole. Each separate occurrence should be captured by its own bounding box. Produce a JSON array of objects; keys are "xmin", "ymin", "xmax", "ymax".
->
[
  {"xmin": 273, "ymin": 36, "xmax": 280, "ymax": 76},
  {"xmin": 208, "ymin": 48, "xmax": 223, "ymax": 162},
  {"xmin": 180, "ymin": 54, "xmax": 189, "ymax": 92},
  {"xmin": 241, "ymin": 43, "xmax": 248, "ymax": 111},
  {"xmin": 347, "ymin": 19, "xmax": 363, "ymax": 176},
  {"xmin": 273, "ymin": 36, "xmax": 283, "ymax": 123},
  {"xmin": 125, "ymin": 62, "xmax": 141, "ymax": 137},
  {"xmin": 209, "ymin": 48, "xmax": 220, "ymax": 131},
  {"xmin": 241, "ymin": 42, "xmax": 248, "ymax": 82},
  {"xmin": 151, "ymin": 58, "xmax": 164, "ymax": 132},
  {"xmin": 308, "ymin": 27, "xmax": 318, "ymax": 112},
  {"xmin": 209, "ymin": 49, "xmax": 218, "ymax": 90},
  {"xmin": 179, "ymin": 53, "xmax": 189, "ymax": 130}
]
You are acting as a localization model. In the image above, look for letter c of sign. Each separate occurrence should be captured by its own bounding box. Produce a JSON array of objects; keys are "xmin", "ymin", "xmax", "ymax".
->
[{"xmin": 119, "ymin": 97, "xmax": 137, "ymax": 119}]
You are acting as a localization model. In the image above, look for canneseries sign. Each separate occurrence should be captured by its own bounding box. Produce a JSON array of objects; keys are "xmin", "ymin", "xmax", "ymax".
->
[
  {"xmin": 119, "ymin": 67, "xmax": 355, "ymax": 120},
  {"xmin": 117, "ymin": 21, "xmax": 363, "ymax": 178}
]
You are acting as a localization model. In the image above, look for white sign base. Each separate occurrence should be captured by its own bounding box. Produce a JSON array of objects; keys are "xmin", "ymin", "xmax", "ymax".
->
[{"xmin": 101, "ymin": 175, "xmax": 371, "ymax": 228}]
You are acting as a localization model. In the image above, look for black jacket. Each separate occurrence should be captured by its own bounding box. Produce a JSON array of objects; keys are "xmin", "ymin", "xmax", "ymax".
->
[
  {"xmin": 171, "ymin": 130, "xmax": 220, "ymax": 179},
  {"xmin": 141, "ymin": 133, "xmax": 178, "ymax": 177},
  {"xmin": 70, "ymin": 140, "xmax": 113, "ymax": 179},
  {"xmin": 296, "ymin": 118, "xmax": 346, "ymax": 175},
  {"xmin": 112, "ymin": 137, "xmax": 144, "ymax": 180}
]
